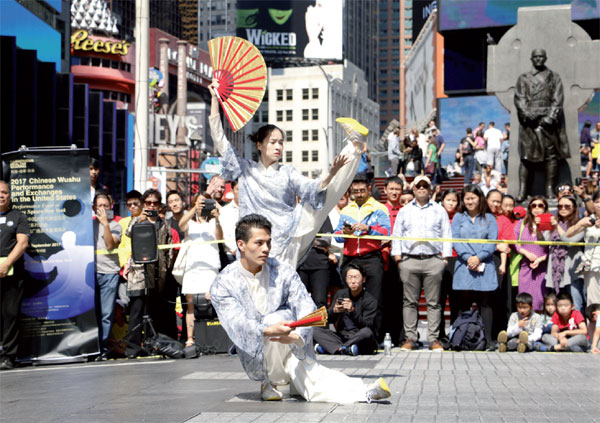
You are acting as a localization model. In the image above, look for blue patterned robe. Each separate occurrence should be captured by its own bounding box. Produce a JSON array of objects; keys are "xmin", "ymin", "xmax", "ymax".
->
[
  {"xmin": 210, "ymin": 115, "xmax": 326, "ymax": 261},
  {"xmin": 210, "ymin": 258, "xmax": 318, "ymax": 381}
]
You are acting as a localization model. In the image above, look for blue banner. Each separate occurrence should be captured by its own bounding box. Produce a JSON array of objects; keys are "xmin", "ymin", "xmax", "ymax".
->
[{"xmin": 2, "ymin": 149, "xmax": 99, "ymax": 363}]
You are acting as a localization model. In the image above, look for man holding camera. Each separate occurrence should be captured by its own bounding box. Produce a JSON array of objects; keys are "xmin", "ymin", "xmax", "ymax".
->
[
  {"xmin": 124, "ymin": 189, "xmax": 176, "ymax": 357},
  {"xmin": 313, "ymin": 263, "xmax": 378, "ymax": 355},
  {"xmin": 93, "ymin": 192, "xmax": 122, "ymax": 354}
]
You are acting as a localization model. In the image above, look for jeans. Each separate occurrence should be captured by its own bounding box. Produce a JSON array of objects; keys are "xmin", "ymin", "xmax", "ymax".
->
[
  {"xmin": 463, "ymin": 154, "xmax": 475, "ymax": 186},
  {"xmin": 570, "ymin": 278, "xmax": 585, "ymax": 312},
  {"xmin": 541, "ymin": 333, "xmax": 588, "ymax": 352},
  {"xmin": 95, "ymin": 273, "xmax": 120, "ymax": 348}
]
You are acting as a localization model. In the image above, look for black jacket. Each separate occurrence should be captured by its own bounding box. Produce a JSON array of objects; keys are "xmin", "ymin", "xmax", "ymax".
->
[{"xmin": 328, "ymin": 287, "xmax": 377, "ymax": 332}]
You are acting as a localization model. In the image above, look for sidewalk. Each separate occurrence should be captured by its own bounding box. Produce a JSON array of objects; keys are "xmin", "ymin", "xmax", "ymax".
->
[{"xmin": 1, "ymin": 344, "xmax": 598, "ymax": 422}]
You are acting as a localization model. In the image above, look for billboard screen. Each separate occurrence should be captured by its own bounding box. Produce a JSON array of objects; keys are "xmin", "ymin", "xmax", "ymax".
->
[
  {"xmin": 236, "ymin": 0, "xmax": 342, "ymax": 61},
  {"xmin": 440, "ymin": 0, "xmax": 599, "ymax": 31},
  {"xmin": 412, "ymin": 0, "xmax": 437, "ymax": 40}
]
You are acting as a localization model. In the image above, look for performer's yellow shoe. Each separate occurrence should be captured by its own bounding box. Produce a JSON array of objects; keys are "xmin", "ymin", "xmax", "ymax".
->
[
  {"xmin": 336, "ymin": 117, "xmax": 369, "ymax": 140},
  {"xmin": 261, "ymin": 381, "xmax": 284, "ymax": 401},
  {"xmin": 366, "ymin": 377, "xmax": 391, "ymax": 403}
]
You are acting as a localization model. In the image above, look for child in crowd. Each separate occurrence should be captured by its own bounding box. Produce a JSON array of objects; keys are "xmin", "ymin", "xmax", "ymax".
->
[
  {"xmin": 498, "ymin": 293, "xmax": 542, "ymax": 353},
  {"xmin": 586, "ymin": 304, "xmax": 600, "ymax": 354},
  {"xmin": 540, "ymin": 292, "xmax": 557, "ymax": 333},
  {"xmin": 539, "ymin": 293, "xmax": 588, "ymax": 352}
]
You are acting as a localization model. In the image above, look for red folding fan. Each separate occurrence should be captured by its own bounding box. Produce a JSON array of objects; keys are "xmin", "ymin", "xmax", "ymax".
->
[{"xmin": 208, "ymin": 36, "xmax": 267, "ymax": 132}]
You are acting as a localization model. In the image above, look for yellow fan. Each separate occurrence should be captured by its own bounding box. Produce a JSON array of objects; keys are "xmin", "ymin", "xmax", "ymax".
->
[
  {"xmin": 336, "ymin": 117, "xmax": 369, "ymax": 141},
  {"xmin": 208, "ymin": 36, "xmax": 267, "ymax": 132}
]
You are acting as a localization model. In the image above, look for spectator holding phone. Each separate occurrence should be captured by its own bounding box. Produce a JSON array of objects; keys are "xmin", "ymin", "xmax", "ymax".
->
[
  {"xmin": 178, "ymin": 194, "xmax": 223, "ymax": 349},
  {"xmin": 513, "ymin": 196, "xmax": 551, "ymax": 312},
  {"xmin": 124, "ymin": 189, "xmax": 175, "ymax": 358},
  {"xmin": 313, "ymin": 264, "xmax": 378, "ymax": 355},
  {"xmin": 92, "ymin": 192, "xmax": 122, "ymax": 355}
]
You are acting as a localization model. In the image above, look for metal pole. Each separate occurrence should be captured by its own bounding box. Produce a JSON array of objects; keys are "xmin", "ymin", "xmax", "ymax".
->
[
  {"xmin": 134, "ymin": 0, "xmax": 150, "ymax": 191},
  {"xmin": 317, "ymin": 65, "xmax": 334, "ymax": 164},
  {"xmin": 176, "ymin": 40, "xmax": 188, "ymax": 145}
]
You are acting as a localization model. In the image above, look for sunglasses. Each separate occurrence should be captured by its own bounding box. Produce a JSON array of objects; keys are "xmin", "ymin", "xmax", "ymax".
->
[
  {"xmin": 144, "ymin": 200, "xmax": 160, "ymax": 206},
  {"xmin": 351, "ymin": 189, "xmax": 367, "ymax": 194},
  {"xmin": 415, "ymin": 183, "xmax": 430, "ymax": 189},
  {"xmin": 557, "ymin": 186, "xmax": 572, "ymax": 192},
  {"xmin": 127, "ymin": 201, "xmax": 141, "ymax": 207},
  {"xmin": 557, "ymin": 204, "xmax": 573, "ymax": 210},
  {"xmin": 530, "ymin": 203, "xmax": 545, "ymax": 209}
]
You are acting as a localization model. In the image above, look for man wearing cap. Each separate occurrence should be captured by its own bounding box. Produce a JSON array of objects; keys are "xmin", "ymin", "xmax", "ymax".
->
[{"xmin": 391, "ymin": 175, "xmax": 452, "ymax": 351}]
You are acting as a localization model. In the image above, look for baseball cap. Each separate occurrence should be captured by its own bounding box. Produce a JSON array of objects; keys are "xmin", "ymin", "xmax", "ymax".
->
[
  {"xmin": 513, "ymin": 206, "xmax": 526, "ymax": 219},
  {"xmin": 412, "ymin": 175, "xmax": 431, "ymax": 188}
]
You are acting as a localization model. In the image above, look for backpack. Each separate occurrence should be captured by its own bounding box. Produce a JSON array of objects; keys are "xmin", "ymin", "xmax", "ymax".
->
[{"xmin": 448, "ymin": 309, "xmax": 486, "ymax": 351}]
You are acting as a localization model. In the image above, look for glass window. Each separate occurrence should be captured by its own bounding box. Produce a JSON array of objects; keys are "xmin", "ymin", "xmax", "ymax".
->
[
  {"xmin": 261, "ymin": 110, "xmax": 268, "ymax": 122},
  {"xmin": 302, "ymin": 151, "xmax": 309, "ymax": 162},
  {"xmin": 311, "ymin": 150, "xmax": 319, "ymax": 162},
  {"xmin": 286, "ymin": 110, "xmax": 292, "ymax": 121},
  {"xmin": 276, "ymin": 89, "xmax": 283, "ymax": 101},
  {"xmin": 302, "ymin": 130, "xmax": 309, "ymax": 141},
  {"xmin": 302, "ymin": 171, "xmax": 309, "ymax": 177},
  {"xmin": 286, "ymin": 151, "xmax": 292, "ymax": 162},
  {"xmin": 311, "ymin": 129, "xmax": 319, "ymax": 141},
  {"xmin": 311, "ymin": 170, "xmax": 320, "ymax": 179},
  {"xmin": 302, "ymin": 88, "xmax": 309, "ymax": 99},
  {"xmin": 276, "ymin": 110, "xmax": 283, "ymax": 121},
  {"xmin": 312, "ymin": 88, "xmax": 318, "ymax": 99},
  {"xmin": 286, "ymin": 89, "xmax": 292, "ymax": 100},
  {"xmin": 302, "ymin": 109, "xmax": 309, "ymax": 120},
  {"xmin": 286, "ymin": 131, "xmax": 293, "ymax": 142},
  {"xmin": 312, "ymin": 109, "xmax": 318, "ymax": 120}
]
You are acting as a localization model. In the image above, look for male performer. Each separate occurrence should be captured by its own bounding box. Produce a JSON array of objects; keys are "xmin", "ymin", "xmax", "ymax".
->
[{"xmin": 210, "ymin": 214, "xmax": 391, "ymax": 403}]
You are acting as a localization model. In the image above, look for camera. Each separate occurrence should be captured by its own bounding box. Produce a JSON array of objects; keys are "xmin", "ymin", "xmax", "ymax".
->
[
  {"xmin": 201, "ymin": 199, "xmax": 216, "ymax": 217},
  {"xmin": 104, "ymin": 210, "xmax": 114, "ymax": 220},
  {"xmin": 336, "ymin": 298, "xmax": 345, "ymax": 305},
  {"xmin": 145, "ymin": 209, "xmax": 159, "ymax": 218},
  {"xmin": 574, "ymin": 177, "xmax": 582, "ymax": 186},
  {"xmin": 590, "ymin": 216, "xmax": 597, "ymax": 225}
]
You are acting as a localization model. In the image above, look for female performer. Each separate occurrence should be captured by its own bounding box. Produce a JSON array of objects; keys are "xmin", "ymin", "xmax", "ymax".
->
[{"xmin": 209, "ymin": 80, "xmax": 363, "ymax": 266}]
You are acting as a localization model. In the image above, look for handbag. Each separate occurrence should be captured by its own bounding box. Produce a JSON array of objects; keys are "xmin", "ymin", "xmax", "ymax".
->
[
  {"xmin": 425, "ymin": 162, "xmax": 435, "ymax": 175},
  {"xmin": 509, "ymin": 222, "xmax": 525, "ymax": 287},
  {"xmin": 172, "ymin": 240, "xmax": 191, "ymax": 284}
]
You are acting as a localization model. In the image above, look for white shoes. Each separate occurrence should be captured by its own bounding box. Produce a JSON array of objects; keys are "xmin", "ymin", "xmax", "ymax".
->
[
  {"xmin": 261, "ymin": 381, "xmax": 284, "ymax": 401},
  {"xmin": 366, "ymin": 377, "xmax": 391, "ymax": 403}
]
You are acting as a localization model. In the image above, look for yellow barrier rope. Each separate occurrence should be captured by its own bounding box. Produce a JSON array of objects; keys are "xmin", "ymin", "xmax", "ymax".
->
[{"xmin": 94, "ymin": 232, "xmax": 598, "ymax": 255}]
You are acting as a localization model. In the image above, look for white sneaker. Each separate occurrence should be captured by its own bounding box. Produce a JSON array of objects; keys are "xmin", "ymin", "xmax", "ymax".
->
[
  {"xmin": 366, "ymin": 377, "xmax": 391, "ymax": 403},
  {"xmin": 261, "ymin": 381, "xmax": 284, "ymax": 401}
]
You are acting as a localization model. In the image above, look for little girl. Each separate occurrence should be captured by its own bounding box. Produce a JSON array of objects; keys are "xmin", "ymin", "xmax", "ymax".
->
[{"xmin": 534, "ymin": 292, "xmax": 557, "ymax": 351}]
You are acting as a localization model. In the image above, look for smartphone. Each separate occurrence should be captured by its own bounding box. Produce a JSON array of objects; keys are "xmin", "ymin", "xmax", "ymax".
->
[
  {"xmin": 201, "ymin": 199, "xmax": 216, "ymax": 217},
  {"xmin": 336, "ymin": 298, "xmax": 344, "ymax": 305},
  {"xmin": 574, "ymin": 177, "xmax": 582, "ymax": 186},
  {"xmin": 104, "ymin": 210, "xmax": 114, "ymax": 220},
  {"xmin": 145, "ymin": 209, "xmax": 159, "ymax": 218}
]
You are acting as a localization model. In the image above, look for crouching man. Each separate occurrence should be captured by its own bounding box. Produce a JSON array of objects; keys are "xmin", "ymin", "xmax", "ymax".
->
[
  {"xmin": 313, "ymin": 263, "xmax": 378, "ymax": 356},
  {"xmin": 210, "ymin": 214, "xmax": 391, "ymax": 403}
]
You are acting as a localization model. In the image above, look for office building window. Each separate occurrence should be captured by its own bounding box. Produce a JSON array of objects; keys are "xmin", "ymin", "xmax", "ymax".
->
[
  {"xmin": 261, "ymin": 110, "xmax": 268, "ymax": 122},
  {"xmin": 302, "ymin": 88, "xmax": 309, "ymax": 99},
  {"xmin": 285, "ymin": 131, "xmax": 293, "ymax": 142},
  {"xmin": 302, "ymin": 109, "xmax": 309, "ymax": 120},
  {"xmin": 302, "ymin": 130, "xmax": 309, "ymax": 141},
  {"xmin": 311, "ymin": 170, "xmax": 320, "ymax": 179},
  {"xmin": 286, "ymin": 151, "xmax": 292, "ymax": 162},
  {"xmin": 276, "ymin": 110, "xmax": 283, "ymax": 121},
  {"xmin": 311, "ymin": 129, "xmax": 319, "ymax": 141},
  {"xmin": 286, "ymin": 110, "xmax": 292, "ymax": 121},
  {"xmin": 312, "ymin": 88, "xmax": 318, "ymax": 99},
  {"xmin": 311, "ymin": 150, "xmax": 319, "ymax": 162},
  {"xmin": 276, "ymin": 89, "xmax": 283, "ymax": 101},
  {"xmin": 302, "ymin": 151, "xmax": 309, "ymax": 162},
  {"xmin": 312, "ymin": 109, "xmax": 318, "ymax": 120},
  {"xmin": 302, "ymin": 171, "xmax": 309, "ymax": 176},
  {"xmin": 286, "ymin": 89, "xmax": 292, "ymax": 100}
]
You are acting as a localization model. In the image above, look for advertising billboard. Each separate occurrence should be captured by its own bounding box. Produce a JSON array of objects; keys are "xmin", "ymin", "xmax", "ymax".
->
[
  {"xmin": 412, "ymin": 0, "xmax": 437, "ymax": 40},
  {"xmin": 403, "ymin": 15, "xmax": 437, "ymax": 129},
  {"xmin": 236, "ymin": 0, "xmax": 342, "ymax": 61},
  {"xmin": 440, "ymin": 0, "xmax": 599, "ymax": 31}
]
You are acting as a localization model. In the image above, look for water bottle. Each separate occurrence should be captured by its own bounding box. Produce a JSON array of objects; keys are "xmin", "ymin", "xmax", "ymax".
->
[{"xmin": 384, "ymin": 333, "xmax": 392, "ymax": 356}]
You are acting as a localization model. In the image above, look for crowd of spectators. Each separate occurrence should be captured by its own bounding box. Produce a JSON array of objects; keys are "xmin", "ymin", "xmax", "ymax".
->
[{"xmin": 2, "ymin": 119, "xmax": 600, "ymax": 369}]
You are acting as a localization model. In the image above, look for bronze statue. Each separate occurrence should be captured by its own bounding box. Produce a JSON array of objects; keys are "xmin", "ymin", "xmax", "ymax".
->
[{"xmin": 514, "ymin": 49, "xmax": 570, "ymax": 201}]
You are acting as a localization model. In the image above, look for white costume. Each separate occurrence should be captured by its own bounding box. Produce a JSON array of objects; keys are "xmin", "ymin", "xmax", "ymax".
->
[
  {"xmin": 210, "ymin": 258, "xmax": 374, "ymax": 403},
  {"xmin": 209, "ymin": 115, "xmax": 361, "ymax": 267}
]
